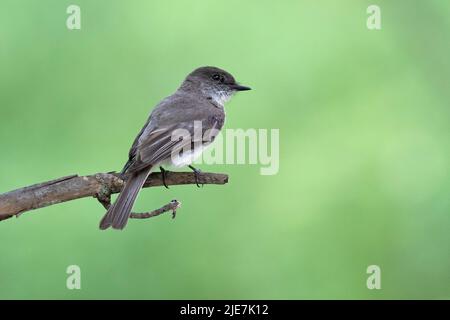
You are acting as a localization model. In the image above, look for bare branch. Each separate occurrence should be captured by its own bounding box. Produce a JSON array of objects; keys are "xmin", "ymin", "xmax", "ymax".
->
[
  {"xmin": 0, "ymin": 171, "xmax": 228, "ymax": 222},
  {"xmin": 130, "ymin": 200, "xmax": 181, "ymax": 220},
  {"xmin": 96, "ymin": 187, "xmax": 181, "ymax": 220}
]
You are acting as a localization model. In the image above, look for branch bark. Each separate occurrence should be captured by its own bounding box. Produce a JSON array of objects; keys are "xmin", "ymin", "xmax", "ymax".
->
[{"xmin": 0, "ymin": 171, "xmax": 228, "ymax": 222}]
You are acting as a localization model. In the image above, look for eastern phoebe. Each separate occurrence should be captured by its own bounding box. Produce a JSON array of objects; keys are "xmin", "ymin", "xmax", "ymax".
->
[{"xmin": 99, "ymin": 66, "xmax": 251, "ymax": 230}]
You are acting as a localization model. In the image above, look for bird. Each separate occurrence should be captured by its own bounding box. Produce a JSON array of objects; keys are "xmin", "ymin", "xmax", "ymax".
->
[{"xmin": 99, "ymin": 66, "xmax": 251, "ymax": 230}]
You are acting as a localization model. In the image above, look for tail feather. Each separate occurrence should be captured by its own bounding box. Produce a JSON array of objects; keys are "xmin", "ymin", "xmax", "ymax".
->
[{"xmin": 99, "ymin": 168, "xmax": 151, "ymax": 230}]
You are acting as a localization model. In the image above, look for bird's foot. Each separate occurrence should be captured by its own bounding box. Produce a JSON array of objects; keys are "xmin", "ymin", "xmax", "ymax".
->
[
  {"xmin": 188, "ymin": 165, "xmax": 203, "ymax": 188},
  {"xmin": 160, "ymin": 166, "xmax": 170, "ymax": 189}
]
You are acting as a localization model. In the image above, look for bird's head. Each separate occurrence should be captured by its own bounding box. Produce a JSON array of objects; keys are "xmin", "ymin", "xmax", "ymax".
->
[{"xmin": 181, "ymin": 66, "xmax": 251, "ymax": 105}]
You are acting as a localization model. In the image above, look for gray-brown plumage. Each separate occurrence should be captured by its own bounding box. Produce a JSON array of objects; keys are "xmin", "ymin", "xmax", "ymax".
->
[{"xmin": 99, "ymin": 66, "xmax": 250, "ymax": 230}]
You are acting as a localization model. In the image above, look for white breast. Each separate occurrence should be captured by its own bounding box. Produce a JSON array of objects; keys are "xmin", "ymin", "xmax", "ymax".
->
[{"xmin": 164, "ymin": 143, "xmax": 209, "ymax": 168}]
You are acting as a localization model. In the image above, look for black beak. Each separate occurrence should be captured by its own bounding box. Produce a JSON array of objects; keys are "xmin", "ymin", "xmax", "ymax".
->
[{"xmin": 231, "ymin": 84, "xmax": 251, "ymax": 91}]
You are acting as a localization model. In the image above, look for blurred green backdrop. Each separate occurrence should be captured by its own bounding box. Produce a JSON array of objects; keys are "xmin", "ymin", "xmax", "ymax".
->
[{"xmin": 1, "ymin": 0, "xmax": 449, "ymax": 299}]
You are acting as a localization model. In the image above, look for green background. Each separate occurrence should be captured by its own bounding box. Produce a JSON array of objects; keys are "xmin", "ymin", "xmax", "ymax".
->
[{"xmin": 1, "ymin": 0, "xmax": 449, "ymax": 299}]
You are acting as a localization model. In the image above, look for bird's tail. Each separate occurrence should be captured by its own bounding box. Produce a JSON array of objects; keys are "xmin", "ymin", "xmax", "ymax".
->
[{"xmin": 99, "ymin": 167, "xmax": 151, "ymax": 230}]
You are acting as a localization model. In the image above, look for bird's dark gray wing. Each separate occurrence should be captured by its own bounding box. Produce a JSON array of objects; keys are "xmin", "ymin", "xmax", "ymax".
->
[
  {"xmin": 121, "ymin": 118, "xmax": 150, "ymax": 174},
  {"xmin": 123, "ymin": 94, "xmax": 224, "ymax": 174},
  {"xmin": 124, "ymin": 121, "xmax": 210, "ymax": 174}
]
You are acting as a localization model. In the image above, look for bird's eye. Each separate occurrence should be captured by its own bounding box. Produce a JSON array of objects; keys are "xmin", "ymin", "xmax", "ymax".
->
[{"xmin": 212, "ymin": 74, "xmax": 225, "ymax": 83}]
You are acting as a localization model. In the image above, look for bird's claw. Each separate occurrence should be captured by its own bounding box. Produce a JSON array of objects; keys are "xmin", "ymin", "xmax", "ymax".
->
[
  {"xmin": 189, "ymin": 165, "xmax": 203, "ymax": 188},
  {"xmin": 160, "ymin": 166, "xmax": 170, "ymax": 189}
]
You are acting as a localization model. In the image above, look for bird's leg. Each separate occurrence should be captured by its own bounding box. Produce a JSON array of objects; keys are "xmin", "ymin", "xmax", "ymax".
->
[
  {"xmin": 160, "ymin": 166, "xmax": 170, "ymax": 189},
  {"xmin": 188, "ymin": 165, "xmax": 203, "ymax": 188}
]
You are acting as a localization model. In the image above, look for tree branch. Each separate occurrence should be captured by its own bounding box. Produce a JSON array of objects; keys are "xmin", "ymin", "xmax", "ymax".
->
[{"xmin": 0, "ymin": 171, "xmax": 228, "ymax": 222}]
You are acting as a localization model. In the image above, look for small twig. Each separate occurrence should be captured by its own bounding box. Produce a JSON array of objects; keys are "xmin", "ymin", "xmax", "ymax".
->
[
  {"xmin": 130, "ymin": 200, "xmax": 181, "ymax": 220},
  {"xmin": 96, "ymin": 193, "xmax": 112, "ymax": 210},
  {"xmin": 96, "ymin": 188, "xmax": 181, "ymax": 220}
]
